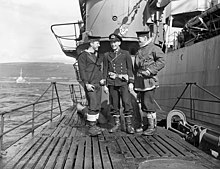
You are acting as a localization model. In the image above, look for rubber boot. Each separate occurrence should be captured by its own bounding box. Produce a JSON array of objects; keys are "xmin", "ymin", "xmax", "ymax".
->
[
  {"xmin": 109, "ymin": 115, "xmax": 121, "ymax": 133},
  {"xmin": 95, "ymin": 114, "xmax": 105, "ymax": 132},
  {"xmin": 143, "ymin": 118, "xmax": 156, "ymax": 136},
  {"xmin": 135, "ymin": 124, "xmax": 143, "ymax": 133},
  {"xmin": 124, "ymin": 115, "xmax": 135, "ymax": 134},
  {"xmin": 88, "ymin": 121, "xmax": 101, "ymax": 136}
]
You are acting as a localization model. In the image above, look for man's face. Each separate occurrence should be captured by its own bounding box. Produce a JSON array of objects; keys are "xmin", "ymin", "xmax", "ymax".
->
[
  {"xmin": 91, "ymin": 41, "xmax": 100, "ymax": 51},
  {"xmin": 110, "ymin": 40, "xmax": 121, "ymax": 51},
  {"xmin": 137, "ymin": 35, "xmax": 148, "ymax": 47}
]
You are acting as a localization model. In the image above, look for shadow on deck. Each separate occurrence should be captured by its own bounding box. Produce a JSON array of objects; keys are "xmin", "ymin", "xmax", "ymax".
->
[{"xmin": 2, "ymin": 106, "xmax": 220, "ymax": 169}]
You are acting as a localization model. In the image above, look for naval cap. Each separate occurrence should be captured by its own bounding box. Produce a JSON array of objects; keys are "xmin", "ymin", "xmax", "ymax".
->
[
  {"xmin": 88, "ymin": 35, "xmax": 101, "ymax": 42},
  {"xmin": 136, "ymin": 30, "xmax": 150, "ymax": 36},
  {"xmin": 109, "ymin": 33, "xmax": 122, "ymax": 42}
]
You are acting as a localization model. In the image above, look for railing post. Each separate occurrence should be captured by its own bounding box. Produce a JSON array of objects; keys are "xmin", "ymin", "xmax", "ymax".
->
[
  {"xmin": 69, "ymin": 84, "xmax": 74, "ymax": 105},
  {"xmin": 189, "ymin": 83, "xmax": 192, "ymax": 119},
  {"xmin": 32, "ymin": 104, "xmax": 35, "ymax": 136},
  {"xmin": 51, "ymin": 82, "xmax": 55, "ymax": 121},
  {"xmin": 0, "ymin": 114, "xmax": 5, "ymax": 153},
  {"xmin": 172, "ymin": 83, "xmax": 190, "ymax": 110},
  {"xmin": 54, "ymin": 82, "xmax": 62, "ymax": 116}
]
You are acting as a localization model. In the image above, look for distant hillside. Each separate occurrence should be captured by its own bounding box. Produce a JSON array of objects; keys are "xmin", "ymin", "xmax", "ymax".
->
[{"xmin": 0, "ymin": 62, "xmax": 77, "ymax": 82}]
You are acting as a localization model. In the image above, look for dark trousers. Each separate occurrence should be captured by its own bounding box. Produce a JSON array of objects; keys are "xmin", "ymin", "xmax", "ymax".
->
[
  {"xmin": 108, "ymin": 85, "xmax": 133, "ymax": 116},
  {"xmin": 140, "ymin": 89, "xmax": 157, "ymax": 113},
  {"xmin": 86, "ymin": 85, "xmax": 101, "ymax": 115}
]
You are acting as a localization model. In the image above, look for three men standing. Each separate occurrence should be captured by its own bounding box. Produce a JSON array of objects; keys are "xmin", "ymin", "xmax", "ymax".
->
[{"xmin": 78, "ymin": 28, "xmax": 165, "ymax": 136}]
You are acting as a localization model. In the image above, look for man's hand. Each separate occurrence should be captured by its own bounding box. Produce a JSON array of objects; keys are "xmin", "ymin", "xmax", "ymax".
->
[
  {"xmin": 140, "ymin": 70, "xmax": 151, "ymax": 77},
  {"xmin": 109, "ymin": 72, "xmax": 116, "ymax": 79},
  {"xmin": 118, "ymin": 74, "xmax": 128, "ymax": 81},
  {"xmin": 103, "ymin": 85, "xmax": 109, "ymax": 94},
  {"xmin": 100, "ymin": 79, "xmax": 105, "ymax": 86},
  {"xmin": 128, "ymin": 83, "xmax": 134, "ymax": 92},
  {"xmin": 86, "ymin": 84, "xmax": 95, "ymax": 91}
]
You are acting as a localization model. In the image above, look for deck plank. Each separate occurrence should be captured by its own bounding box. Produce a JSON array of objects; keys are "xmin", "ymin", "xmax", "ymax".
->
[
  {"xmin": 3, "ymin": 137, "xmax": 41, "ymax": 169},
  {"xmin": 122, "ymin": 136, "xmax": 142, "ymax": 158},
  {"xmin": 98, "ymin": 134, "xmax": 112, "ymax": 169},
  {"xmin": 142, "ymin": 136, "xmax": 165, "ymax": 157},
  {"xmin": 116, "ymin": 136, "xmax": 133, "ymax": 158},
  {"xmin": 74, "ymin": 136, "xmax": 85, "ymax": 169},
  {"xmin": 57, "ymin": 127, "xmax": 67, "ymax": 137},
  {"xmin": 44, "ymin": 137, "xmax": 65, "ymax": 168},
  {"xmin": 15, "ymin": 137, "xmax": 47, "ymax": 169},
  {"xmin": 53, "ymin": 138, "xmax": 72, "ymax": 169},
  {"xmin": 127, "ymin": 135, "xmax": 149, "ymax": 157},
  {"xmin": 150, "ymin": 135, "xmax": 176, "ymax": 157},
  {"xmin": 84, "ymin": 136, "xmax": 92, "ymax": 169},
  {"xmin": 156, "ymin": 132, "xmax": 194, "ymax": 157},
  {"xmin": 135, "ymin": 136, "xmax": 160, "ymax": 157},
  {"xmin": 34, "ymin": 137, "xmax": 60, "ymax": 169},
  {"xmin": 69, "ymin": 127, "xmax": 77, "ymax": 137},
  {"xmin": 51, "ymin": 126, "xmax": 63, "ymax": 137},
  {"xmin": 63, "ymin": 137, "xmax": 79, "ymax": 169},
  {"xmin": 63, "ymin": 126, "xmax": 73, "ymax": 137},
  {"xmin": 106, "ymin": 137, "xmax": 127, "ymax": 169},
  {"xmin": 92, "ymin": 136, "xmax": 103, "ymax": 169},
  {"xmin": 23, "ymin": 137, "xmax": 54, "ymax": 169}
]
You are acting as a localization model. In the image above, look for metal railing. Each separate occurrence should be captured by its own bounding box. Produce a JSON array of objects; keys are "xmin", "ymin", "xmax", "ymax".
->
[
  {"xmin": 0, "ymin": 82, "xmax": 83, "ymax": 154},
  {"xmin": 172, "ymin": 82, "xmax": 220, "ymax": 120}
]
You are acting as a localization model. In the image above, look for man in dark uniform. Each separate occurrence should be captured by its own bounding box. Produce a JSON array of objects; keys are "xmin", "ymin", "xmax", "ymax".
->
[
  {"xmin": 103, "ymin": 33, "xmax": 135, "ymax": 134},
  {"xmin": 78, "ymin": 35, "xmax": 104, "ymax": 136},
  {"xmin": 134, "ymin": 29, "xmax": 165, "ymax": 135}
]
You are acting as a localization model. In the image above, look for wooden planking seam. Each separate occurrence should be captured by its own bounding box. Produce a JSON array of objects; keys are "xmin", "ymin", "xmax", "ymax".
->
[
  {"xmin": 92, "ymin": 136, "xmax": 103, "ymax": 169},
  {"xmin": 51, "ymin": 126, "xmax": 63, "ymax": 137},
  {"xmin": 135, "ymin": 136, "xmax": 160, "ymax": 157},
  {"xmin": 122, "ymin": 136, "xmax": 142, "ymax": 158},
  {"xmin": 127, "ymin": 135, "xmax": 149, "ymax": 157},
  {"xmin": 34, "ymin": 137, "xmax": 60, "ymax": 169},
  {"xmin": 63, "ymin": 137, "xmax": 80, "ymax": 169},
  {"xmin": 74, "ymin": 136, "xmax": 86, "ymax": 169},
  {"xmin": 13, "ymin": 137, "xmax": 47, "ymax": 169},
  {"xmin": 54, "ymin": 138, "xmax": 73, "ymax": 169},
  {"xmin": 3, "ymin": 137, "xmax": 42, "ymax": 169},
  {"xmin": 44, "ymin": 137, "xmax": 66, "ymax": 168},
  {"xmin": 149, "ymin": 136, "xmax": 174, "ymax": 157},
  {"xmin": 98, "ymin": 135, "xmax": 112, "ymax": 169},
  {"xmin": 84, "ymin": 136, "xmax": 92, "ymax": 169},
  {"xmin": 57, "ymin": 126, "xmax": 68, "ymax": 137},
  {"xmin": 142, "ymin": 136, "xmax": 165, "ymax": 157},
  {"xmin": 115, "ymin": 136, "xmax": 133, "ymax": 158},
  {"xmin": 156, "ymin": 133, "xmax": 193, "ymax": 157},
  {"xmin": 106, "ymin": 136, "xmax": 128, "ymax": 169},
  {"xmin": 23, "ymin": 137, "xmax": 55, "ymax": 169},
  {"xmin": 152, "ymin": 135, "xmax": 183, "ymax": 157}
]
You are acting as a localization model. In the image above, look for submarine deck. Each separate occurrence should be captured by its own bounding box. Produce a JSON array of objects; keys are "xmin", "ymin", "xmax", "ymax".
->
[{"xmin": 2, "ymin": 106, "xmax": 220, "ymax": 169}]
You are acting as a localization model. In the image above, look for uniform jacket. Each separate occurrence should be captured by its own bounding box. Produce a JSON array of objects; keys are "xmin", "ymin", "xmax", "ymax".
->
[
  {"xmin": 134, "ymin": 42, "xmax": 165, "ymax": 91},
  {"xmin": 78, "ymin": 51, "xmax": 103, "ymax": 86},
  {"xmin": 103, "ymin": 49, "xmax": 134, "ymax": 86}
]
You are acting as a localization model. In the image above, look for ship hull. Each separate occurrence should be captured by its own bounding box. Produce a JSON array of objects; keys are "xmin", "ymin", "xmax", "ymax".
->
[{"xmin": 156, "ymin": 34, "xmax": 220, "ymax": 127}]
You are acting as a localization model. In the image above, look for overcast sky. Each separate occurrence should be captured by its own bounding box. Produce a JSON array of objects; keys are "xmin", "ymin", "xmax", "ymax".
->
[{"xmin": 0, "ymin": 0, "xmax": 82, "ymax": 63}]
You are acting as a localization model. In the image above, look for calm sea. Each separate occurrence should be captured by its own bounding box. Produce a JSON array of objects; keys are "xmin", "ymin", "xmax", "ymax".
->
[{"xmin": 0, "ymin": 62, "xmax": 77, "ymax": 152}]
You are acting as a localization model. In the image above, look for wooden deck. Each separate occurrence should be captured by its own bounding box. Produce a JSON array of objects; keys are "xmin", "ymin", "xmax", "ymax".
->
[{"xmin": 2, "ymin": 106, "xmax": 220, "ymax": 169}]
